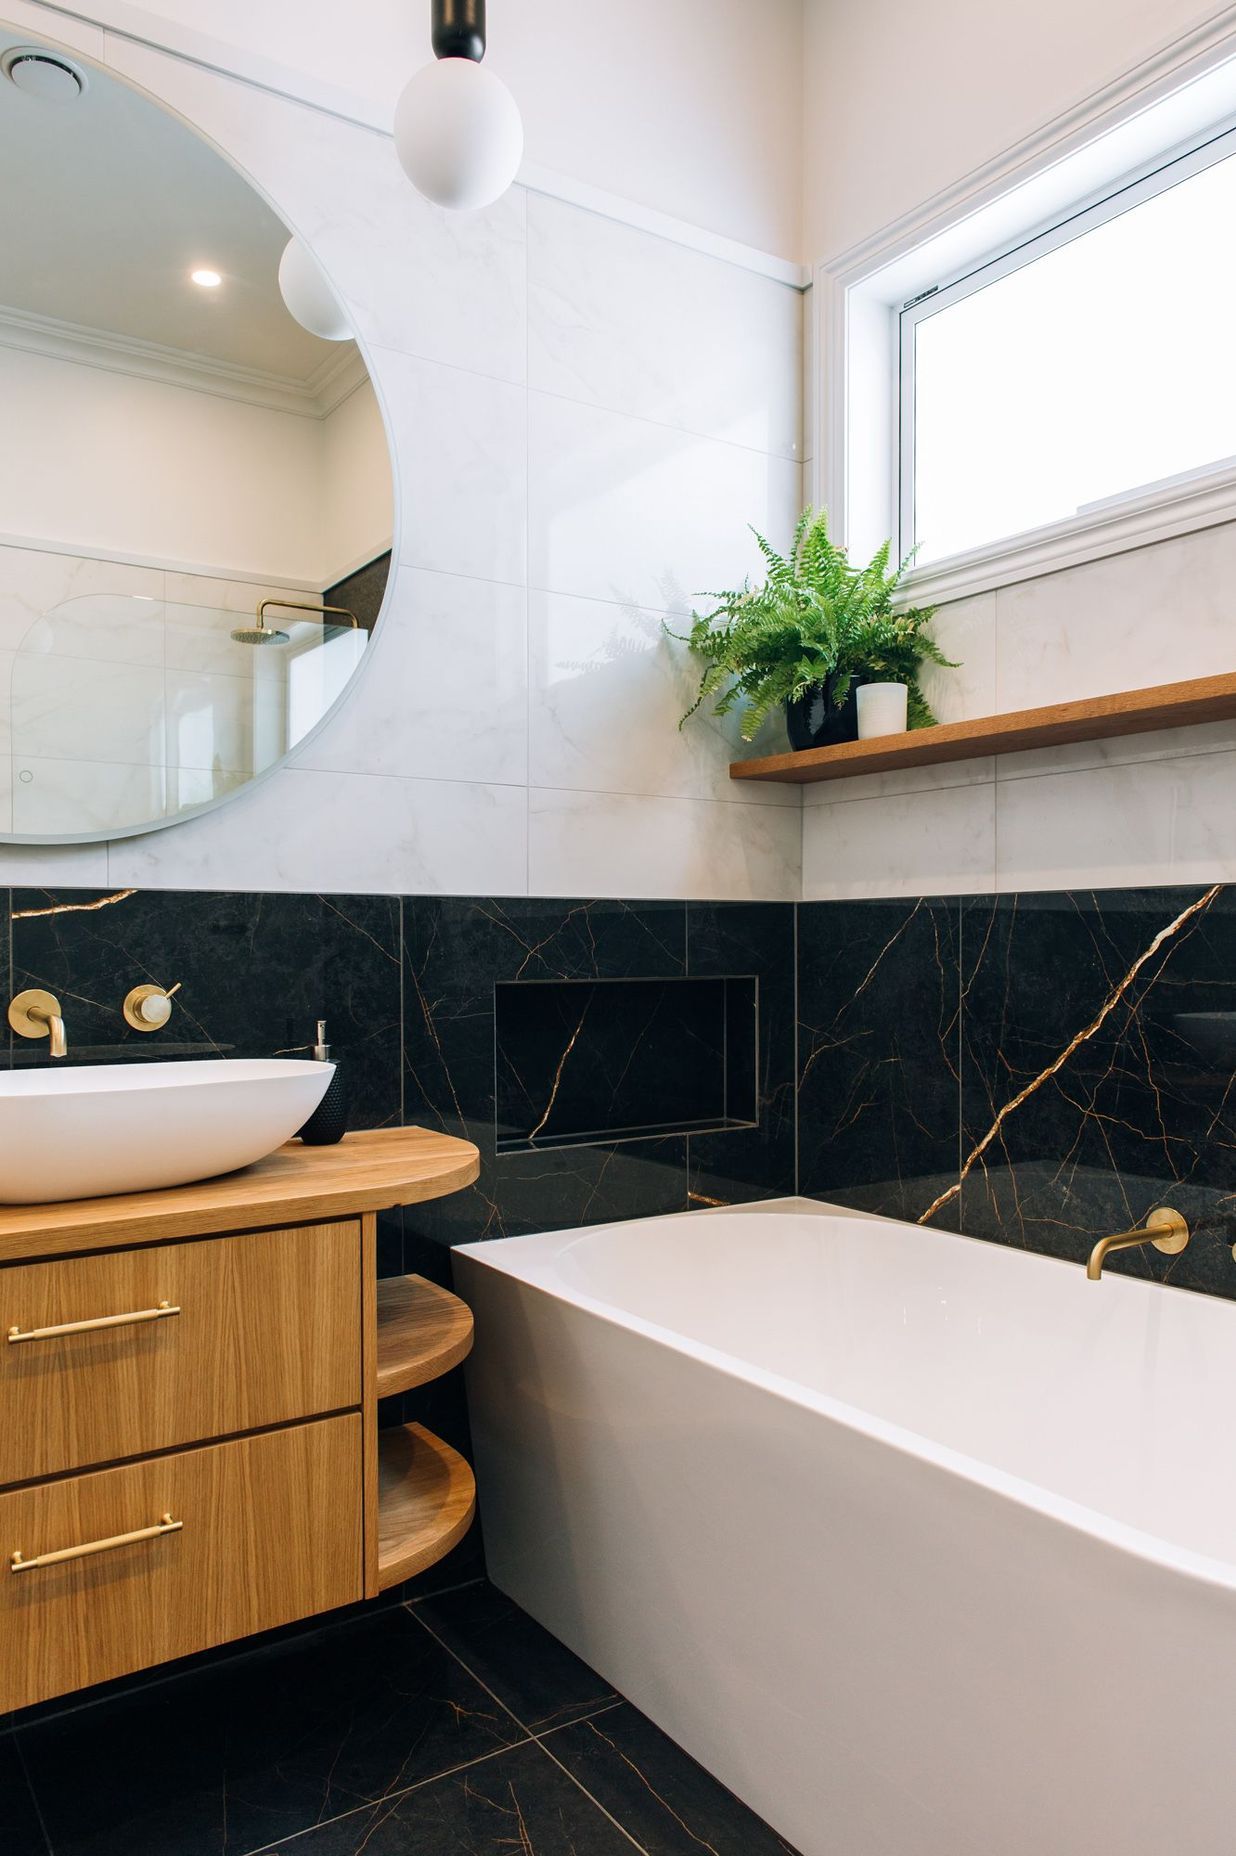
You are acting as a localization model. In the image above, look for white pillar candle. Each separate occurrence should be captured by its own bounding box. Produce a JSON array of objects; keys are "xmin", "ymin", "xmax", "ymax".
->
[{"xmin": 856, "ymin": 682, "xmax": 909, "ymax": 738}]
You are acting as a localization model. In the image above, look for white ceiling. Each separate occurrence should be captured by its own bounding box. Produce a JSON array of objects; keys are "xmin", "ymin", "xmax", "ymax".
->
[{"xmin": 0, "ymin": 31, "xmax": 346, "ymax": 383}]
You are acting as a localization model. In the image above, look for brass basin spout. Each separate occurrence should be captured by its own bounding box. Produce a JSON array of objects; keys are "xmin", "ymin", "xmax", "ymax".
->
[{"xmin": 1086, "ymin": 1207, "xmax": 1189, "ymax": 1281}]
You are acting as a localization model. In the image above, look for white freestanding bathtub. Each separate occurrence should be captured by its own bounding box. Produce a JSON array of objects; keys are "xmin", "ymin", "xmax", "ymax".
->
[{"xmin": 455, "ymin": 1198, "xmax": 1236, "ymax": 1856}]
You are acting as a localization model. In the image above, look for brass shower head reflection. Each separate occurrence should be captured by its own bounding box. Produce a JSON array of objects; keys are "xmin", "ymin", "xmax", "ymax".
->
[{"xmin": 230, "ymin": 599, "xmax": 359, "ymax": 646}]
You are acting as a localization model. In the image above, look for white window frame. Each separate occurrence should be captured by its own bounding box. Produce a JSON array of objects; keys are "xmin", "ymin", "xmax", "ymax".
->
[
  {"xmin": 811, "ymin": 12, "xmax": 1236, "ymax": 608},
  {"xmin": 897, "ymin": 117, "xmax": 1236, "ymax": 570}
]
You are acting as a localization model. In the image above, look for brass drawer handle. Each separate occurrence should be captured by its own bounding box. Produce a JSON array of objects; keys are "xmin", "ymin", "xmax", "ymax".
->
[
  {"xmin": 7, "ymin": 1301, "xmax": 180, "ymax": 1344},
  {"xmin": 10, "ymin": 1513, "xmax": 182, "ymax": 1573}
]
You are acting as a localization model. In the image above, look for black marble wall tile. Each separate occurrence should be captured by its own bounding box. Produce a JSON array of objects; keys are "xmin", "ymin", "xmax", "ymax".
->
[
  {"xmin": 797, "ymin": 897, "xmax": 962, "ymax": 1224},
  {"xmin": 686, "ymin": 901, "xmax": 796, "ymax": 1206},
  {"xmin": 495, "ymin": 974, "xmax": 754, "ymax": 1149},
  {"xmin": 956, "ymin": 884, "xmax": 1236, "ymax": 1295},
  {"xmin": 7, "ymin": 887, "xmax": 401, "ymax": 1131}
]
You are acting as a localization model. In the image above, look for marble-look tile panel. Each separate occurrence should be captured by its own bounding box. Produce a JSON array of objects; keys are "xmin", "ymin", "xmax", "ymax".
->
[
  {"xmin": 802, "ymin": 781, "xmax": 995, "ymax": 900},
  {"xmin": 686, "ymin": 901, "xmax": 797, "ymax": 1205},
  {"xmin": 9, "ymin": 887, "xmax": 401, "ymax": 1130},
  {"xmin": 414, "ymin": 1583, "xmax": 618, "ymax": 1734},
  {"xmin": 0, "ymin": 545, "xmax": 163, "ymax": 657},
  {"xmin": 528, "ymin": 391, "xmax": 801, "ymax": 616},
  {"xmin": 528, "ymin": 192, "xmax": 802, "ymax": 457},
  {"xmin": 995, "ymin": 519, "xmax": 1236, "ymax": 711},
  {"xmin": 11, "ymin": 656, "xmax": 164, "ymax": 767},
  {"xmin": 12, "ymin": 759, "xmax": 165, "ymax": 840},
  {"xmin": 106, "ymin": 769, "xmax": 528, "ymax": 897},
  {"xmin": 263, "ymin": 1740, "xmax": 635, "ymax": 1856},
  {"xmin": 105, "ymin": 39, "xmax": 528, "ymax": 386},
  {"xmin": 401, "ymin": 896, "xmax": 693, "ymax": 1247},
  {"xmin": 797, "ymin": 898, "xmax": 962, "ymax": 1224},
  {"xmin": 915, "ymin": 591, "xmax": 997, "ymax": 725},
  {"xmin": 994, "ymin": 717, "xmax": 1236, "ymax": 783},
  {"xmin": 494, "ymin": 974, "xmax": 750, "ymax": 1149},
  {"xmin": 0, "ymin": 842, "xmax": 111, "ymax": 888},
  {"xmin": 295, "ymin": 568, "xmax": 527, "ymax": 788},
  {"xmin": 992, "ymin": 749, "xmax": 1236, "ymax": 892},
  {"xmin": 955, "ymin": 885, "xmax": 1236, "ymax": 1295},
  {"xmin": 0, "ymin": 1739, "xmax": 45, "ymax": 1856},
  {"xmin": 529, "ymin": 588, "xmax": 795, "ymax": 807},
  {"xmin": 530, "ymin": 788, "xmax": 802, "ymax": 901},
  {"xmin": 370, "ymin": 347, "xmax": 527, "ymax": 588},
  {"xmin": 549, "ymin": 1702, "xmax": 801, "ymax": 1856},
  {"xmin": 18, "ymin": 1608, "xmax": 523, "ymax": 1856}
]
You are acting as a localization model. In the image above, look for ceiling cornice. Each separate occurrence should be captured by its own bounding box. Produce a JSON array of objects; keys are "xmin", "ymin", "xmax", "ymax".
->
[{"xmin": 0, "ymin": 302, "xmax": 365, "ymax": 418}]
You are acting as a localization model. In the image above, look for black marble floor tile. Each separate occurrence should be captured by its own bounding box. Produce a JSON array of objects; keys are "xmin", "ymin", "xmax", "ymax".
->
[
  {"xmin": 797, "ymin": 897, "xmax": 962, "ymax": 1224},
  {"xmin": 19, "ymin": 1607, "xmax": 523, "ymax": 1856},
  {"xmin": 414, "ymin": 1583, "xmax": 618, "ymax": 1733},
  {"xmin": 547, "ymin": 1702, "xmax": 800, "ymax": 1855},
  {"xmin": 0, "ymin": 1737, "xmax": 47, "ymax": 1856},
  {"xmin": 260, "ymin": 1740, "xmax": 635, "ymax": 1856}
]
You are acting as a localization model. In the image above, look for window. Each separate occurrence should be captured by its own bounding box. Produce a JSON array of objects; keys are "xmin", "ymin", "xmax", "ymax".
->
[{"xmin": 899, "ymin": 122, "xmax": 1236, "ymax": 567}]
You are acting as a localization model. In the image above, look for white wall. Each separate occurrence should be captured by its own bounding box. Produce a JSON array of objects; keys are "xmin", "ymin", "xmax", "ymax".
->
[
  {"xmin": 802, "ymin": 0, "xmax": 1214, "ymax": 261},
  {"xmin": 50, "ymin": 0, "xmax": 805, "ymax": 260},
  {"xmin": 0, "ymin": 339, "xmax": 393, "ymax": 586},
  {"xmin": 800, "ymin": 0, "xmax": 1236, "ymax": 900},
  {"xmin": 0, "ymin": 18, "xmax": 804, "ymax": 898}
]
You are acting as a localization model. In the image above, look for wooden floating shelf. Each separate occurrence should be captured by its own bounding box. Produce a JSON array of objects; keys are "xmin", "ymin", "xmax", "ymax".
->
[
  {"xmin": 375, "ymin": 1274, "xmax": 474, "ymax": 1399},
  {"xmin": 729, "ymin": 672, "xmax": 1236, "ymax": 785},
  {"xmin": 376, "ymin": 1422, "xmax": 476, "ymax": 1590}
]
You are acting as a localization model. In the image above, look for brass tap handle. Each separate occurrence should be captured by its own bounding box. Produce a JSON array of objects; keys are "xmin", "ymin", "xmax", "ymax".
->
[
  {"xmin": 1086, "ymin": 1207, "xmax": 1189, "ymax": 1281},
  {"xmin": 123, "ymin": 982, "xmax": 180, "ymax": 1032}
]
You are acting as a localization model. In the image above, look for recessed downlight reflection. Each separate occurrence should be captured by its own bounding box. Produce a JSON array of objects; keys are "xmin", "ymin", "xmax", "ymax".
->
[{"xmin": 190, "ymin": 268, "xmax": 222, "ymax": 289}]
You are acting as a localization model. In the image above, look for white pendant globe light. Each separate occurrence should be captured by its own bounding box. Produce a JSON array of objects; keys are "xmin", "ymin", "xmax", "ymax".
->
[
  {"xmin": 394, "ymin": 0, "xmax": 523, "ymax": 211},
  {"xmin": 278, "ymin": 236, "xmax": 351, "ymax": 342}
]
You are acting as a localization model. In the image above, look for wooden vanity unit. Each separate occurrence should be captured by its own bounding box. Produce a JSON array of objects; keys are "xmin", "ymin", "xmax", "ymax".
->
[{"xmin": 0, "ymin": 1126, "xmax": 480, "ymax": 1714}]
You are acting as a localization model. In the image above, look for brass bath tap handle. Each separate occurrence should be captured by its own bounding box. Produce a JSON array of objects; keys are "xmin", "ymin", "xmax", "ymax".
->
[{"xmin": 1086, "ymin": 1207, "xmax": 1189, "ymax": 1281}]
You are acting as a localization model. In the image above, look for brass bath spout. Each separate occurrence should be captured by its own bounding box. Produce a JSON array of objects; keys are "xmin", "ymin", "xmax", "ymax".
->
[{"xmin": 1086, "ymin": 1207, "xmax": 1189, "ymax": 1281}]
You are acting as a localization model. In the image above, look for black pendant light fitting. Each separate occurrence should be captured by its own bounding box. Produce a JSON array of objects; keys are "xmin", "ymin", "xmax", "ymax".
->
[{"xmin": 432, "ymin": 0, "xmax": 486, "ymax": 62}]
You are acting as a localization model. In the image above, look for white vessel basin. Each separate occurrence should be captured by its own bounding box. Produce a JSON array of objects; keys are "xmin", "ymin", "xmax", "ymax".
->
[{"xmin": 0, "ymin": 1058, "xmax": 334, "ymax": 1203}]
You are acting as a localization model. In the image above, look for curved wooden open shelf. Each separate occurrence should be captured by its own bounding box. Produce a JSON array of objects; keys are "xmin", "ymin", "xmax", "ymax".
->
[
  {"xmin": 376, "ymin": 1422, "xmax": 476, "ymax": 1590},
  {"xmin": 729, "ymin": 672, "xmax": 1236, "ymax": 785},
  {"xmin": 375, "ymin": 1275, "xmax": 474, "ymax": 1398}
]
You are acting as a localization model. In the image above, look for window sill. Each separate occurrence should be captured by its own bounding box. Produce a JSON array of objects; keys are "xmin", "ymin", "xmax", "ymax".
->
[{"xmin": 902, "ymin": 461, "xmax": 1236, "ymax": 609}]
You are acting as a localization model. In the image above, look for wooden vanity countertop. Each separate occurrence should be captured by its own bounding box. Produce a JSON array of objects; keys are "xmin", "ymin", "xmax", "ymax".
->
[{"xmin": 0, "ymin": 1127, "xmax": 480, "ymax": 1263}]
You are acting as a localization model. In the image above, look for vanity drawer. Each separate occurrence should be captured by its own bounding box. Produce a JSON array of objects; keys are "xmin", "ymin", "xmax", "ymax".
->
[
  {"xmin": 0, "ymin": 1415, "xmax": 361, "ymax": 1712},
  {"xmin": 0, "ymin": 1221, "xmax": 361, "ymax": 1483}
]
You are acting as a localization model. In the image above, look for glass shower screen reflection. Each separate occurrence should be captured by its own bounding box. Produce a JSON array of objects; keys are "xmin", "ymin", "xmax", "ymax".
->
[{"xmin": 906, "ymin": 137, "xmax": 1236, "ymax": 565}]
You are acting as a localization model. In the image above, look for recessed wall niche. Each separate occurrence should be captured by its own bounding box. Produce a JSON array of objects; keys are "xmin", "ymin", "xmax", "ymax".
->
[{"xmin": 494, "ymin": 975, "xmax": 758, "ymax": 1151}]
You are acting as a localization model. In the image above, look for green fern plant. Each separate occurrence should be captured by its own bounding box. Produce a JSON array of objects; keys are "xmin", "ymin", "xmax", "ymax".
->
[{"xmin": 672, "ymin": 507, "xmax": 955, "ymax": 742}]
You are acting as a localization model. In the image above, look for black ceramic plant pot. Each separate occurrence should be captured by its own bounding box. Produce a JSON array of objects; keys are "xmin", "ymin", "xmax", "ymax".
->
[{"xmin": 785, "ymin": 674, "xmax": 869, "ymax": 750}]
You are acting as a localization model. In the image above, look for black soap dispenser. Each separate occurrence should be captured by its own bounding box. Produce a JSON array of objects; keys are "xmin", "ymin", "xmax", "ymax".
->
[{"xmin": 296, "ymin": 1019, "xmax": 349, "ymax": 1145}]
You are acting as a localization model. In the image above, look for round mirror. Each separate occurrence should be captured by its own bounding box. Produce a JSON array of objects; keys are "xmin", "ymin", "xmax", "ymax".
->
[{"xmin": 0, "ymin": 31, "xmax": 393, "ymax": 842}]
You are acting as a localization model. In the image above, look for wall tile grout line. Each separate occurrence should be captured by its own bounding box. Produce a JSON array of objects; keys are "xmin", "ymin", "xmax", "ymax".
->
[{"xmin": 407, "ymin": 1604, "xmax": 653, "ymax": 1856}]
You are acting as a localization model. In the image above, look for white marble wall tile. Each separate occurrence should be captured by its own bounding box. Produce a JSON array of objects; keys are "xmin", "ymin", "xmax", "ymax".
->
[
  {"xmin": 995, "ymin": 718, "xmax": 1236, "ymax": 782},
  {"xmin": 0, "ymin": 547, "xmax": 163, "ymax": 656},
  {"xmin": 12, "ymin": 658, "xmax": 164, "ymax": 767},
  {"xmin": 801, "ymin": 755, "xmax": 999, "ymax": 807},
  {"xmin": 164, "ymin": 670, "xmax": 257, "ymax": 775},
  {"xmin": 375, "ymin": 347, "xmax": 527, "ymax": 587},
  {"xmin": 13, "ymin": 759, "xmax": 165, "ymax": 839},
  {"xmin": 528, "ymin": 194, "xmax": 800, "ymax": 457},
  {"xmin": 530, "ymin": 393, "xmax": 801, "ymax": 615},
  {"xmin": 295, "ymin": 567, "xmax": 527, "ymax": 786},
  {"xmin": 107, "ymin": 768, "xmax": 528, "ymax": 895},
  {"xmin": 917, "ymin": 592, "xmax": 997, "ymax": 725},
  {"xmin": 529, "ymin": 589, "xmax": 794, "ymax": 807},
  {"xmin": 105, "ymin": 40, "xmax": 528, "ymax": 385},
  {"xmin": 529, "ymin": 788, "xmax": 801, "ymax": 900},
  {"xmin": 996, "ymin": 520, "xmax": 1236, "ymax": 711},
  {"xmin": 993, "ymin": 750, "xmax": 1236, "ymax": 892},
  {"xmin": 0, "ymin": 842, "xmax": 111, "ymax": 884},
  {"xmin": 802, "ymin": 782, "xmax": 996, "ymax": 899}
]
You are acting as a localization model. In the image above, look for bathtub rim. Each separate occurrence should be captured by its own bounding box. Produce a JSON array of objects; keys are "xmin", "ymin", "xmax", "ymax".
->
[{"xmin": 454, "ymin": 1195, "xmax": 1236, "ymax": 1599}]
